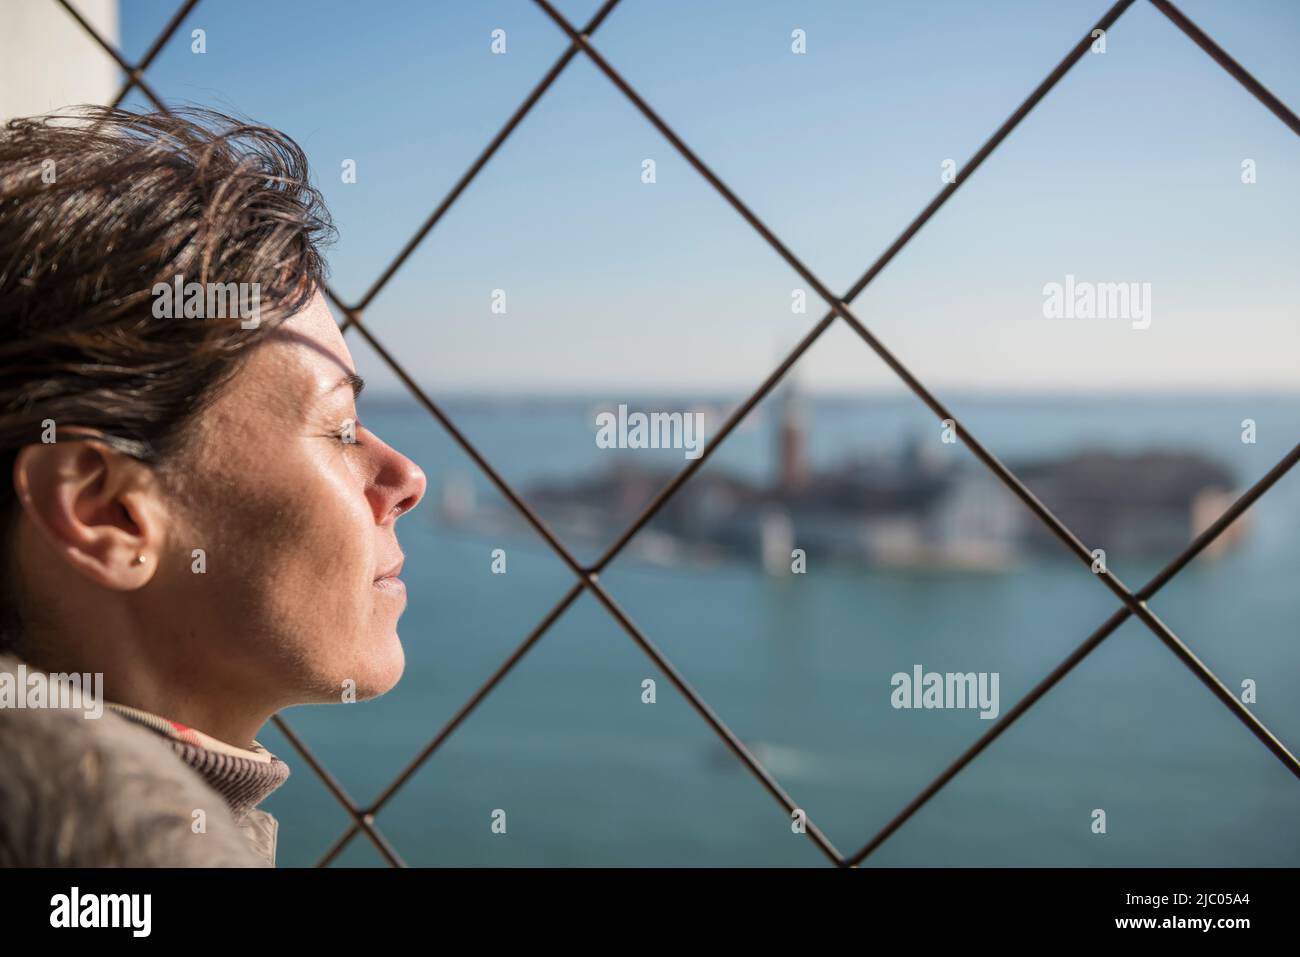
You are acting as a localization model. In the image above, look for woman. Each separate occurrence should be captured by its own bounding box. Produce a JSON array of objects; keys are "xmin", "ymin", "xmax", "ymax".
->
[{"xmin": 0, "ymin": 106, "xmax": 426, "ymax": 866}]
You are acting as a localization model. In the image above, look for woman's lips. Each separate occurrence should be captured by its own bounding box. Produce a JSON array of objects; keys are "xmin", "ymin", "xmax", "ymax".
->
[
  {"xmin": 373, "ymin": 575, "xmax": 405, "ymax": 596},
  {"xmin": 373, "ymin": 557, "xmax": 405, "ymax": 595}
]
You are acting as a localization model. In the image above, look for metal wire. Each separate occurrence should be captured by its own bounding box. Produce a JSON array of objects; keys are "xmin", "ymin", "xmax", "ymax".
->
[{"xmin": 48, "ymin": 0, "xmax": 1300, "ymax": 868}]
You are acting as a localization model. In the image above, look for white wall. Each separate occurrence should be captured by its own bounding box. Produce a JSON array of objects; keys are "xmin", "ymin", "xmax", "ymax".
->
[{"xmin": 0, "ymin": 0, "xmax": 120, "ymax": 122}]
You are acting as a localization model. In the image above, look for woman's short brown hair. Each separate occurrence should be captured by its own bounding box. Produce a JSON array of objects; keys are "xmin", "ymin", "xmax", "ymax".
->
[{"xmin": 0, "ymin": 105, "xmax": 336, "ymax": 651}]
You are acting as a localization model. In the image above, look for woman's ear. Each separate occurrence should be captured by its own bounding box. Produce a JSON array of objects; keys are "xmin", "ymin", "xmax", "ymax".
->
[{"xmin": 11, "ymin": 440, "xmax": 165, "ymax": 591}]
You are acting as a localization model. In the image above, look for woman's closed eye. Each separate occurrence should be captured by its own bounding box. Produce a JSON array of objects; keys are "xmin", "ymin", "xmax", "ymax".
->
[{"xmin": 330, "ymin": 418, "xmax": 365, "ymax": 446}]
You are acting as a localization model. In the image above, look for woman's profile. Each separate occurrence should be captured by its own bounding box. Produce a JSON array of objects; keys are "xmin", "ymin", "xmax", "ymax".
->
[{"xmin": 0, "ymin": 106, "xmax": 426, "ymax": 867}]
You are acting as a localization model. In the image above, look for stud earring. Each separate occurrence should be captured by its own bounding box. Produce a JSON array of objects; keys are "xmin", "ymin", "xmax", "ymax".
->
[{"xmin": 135, "ymin": 554, "xmax": 147, "ymax": 565}]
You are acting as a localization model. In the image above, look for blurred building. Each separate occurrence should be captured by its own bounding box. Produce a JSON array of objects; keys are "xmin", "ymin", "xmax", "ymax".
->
[
  {"xmin": 777, "ymin": 382, "xmax": 809, "ymax": 494},
  {"xmin": 436, "ymin": 393, "xmax": 1246, "ymax": 574},
  {"xmin": 457, "ymin": 398, "xmax": 1246, "ymax": 575},
  {"xmin": 1014, "ymin": 450, "xmax": 1241, "ymax": 557}
]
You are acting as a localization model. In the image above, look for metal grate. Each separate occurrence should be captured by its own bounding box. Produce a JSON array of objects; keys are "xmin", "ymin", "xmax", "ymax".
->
[{"xmin": 50, "ymin": 0, "xmax": 1300, "ymax": 868}]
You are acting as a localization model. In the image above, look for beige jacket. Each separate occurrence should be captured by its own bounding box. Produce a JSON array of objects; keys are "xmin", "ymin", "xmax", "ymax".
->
[{"xmin": 0, "ymin": 653, "xmax": 283, "ymax": 867}]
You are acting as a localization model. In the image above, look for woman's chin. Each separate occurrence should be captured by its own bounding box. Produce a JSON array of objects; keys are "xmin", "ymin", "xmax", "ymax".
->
[
  {"xmin": 364, "ymin": 633, "xmax": 406, "ymax": 696},
  {"xmin": 333, "ymin": 633, "xmax": 406, "ymax": 702}
]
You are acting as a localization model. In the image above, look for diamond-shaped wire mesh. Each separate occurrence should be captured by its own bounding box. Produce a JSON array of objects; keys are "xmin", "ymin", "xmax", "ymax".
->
[{"xmin": 48, "ymin": 0, "xmax": 1300, "ymax": 867}]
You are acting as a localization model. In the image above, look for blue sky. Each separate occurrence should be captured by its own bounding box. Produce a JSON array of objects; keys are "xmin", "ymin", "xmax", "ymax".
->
[{"xmin": 110, "ymin": 0, "xmax": 1300, "ymax": 396}]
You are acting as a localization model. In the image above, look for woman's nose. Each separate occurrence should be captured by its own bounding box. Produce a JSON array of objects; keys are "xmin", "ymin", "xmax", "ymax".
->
[
  {"xmin": 370, "ymin": 434, "xmax": 426, "ymax": 523},
  {"xmin": 390, "ymin": 457, "xmax": 426, "ymax": 520}
]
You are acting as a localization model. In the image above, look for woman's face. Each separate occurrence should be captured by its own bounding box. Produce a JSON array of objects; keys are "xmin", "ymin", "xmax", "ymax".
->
[{"xmin": 157, "ymin": 291, "xmax": 426, "ymax": 708}]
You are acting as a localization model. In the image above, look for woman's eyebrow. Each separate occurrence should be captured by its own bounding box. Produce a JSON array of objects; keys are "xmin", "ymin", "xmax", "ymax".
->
[{"xmin": 327, "ymin": 372, "xmax": 365, "ymax": 401}]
